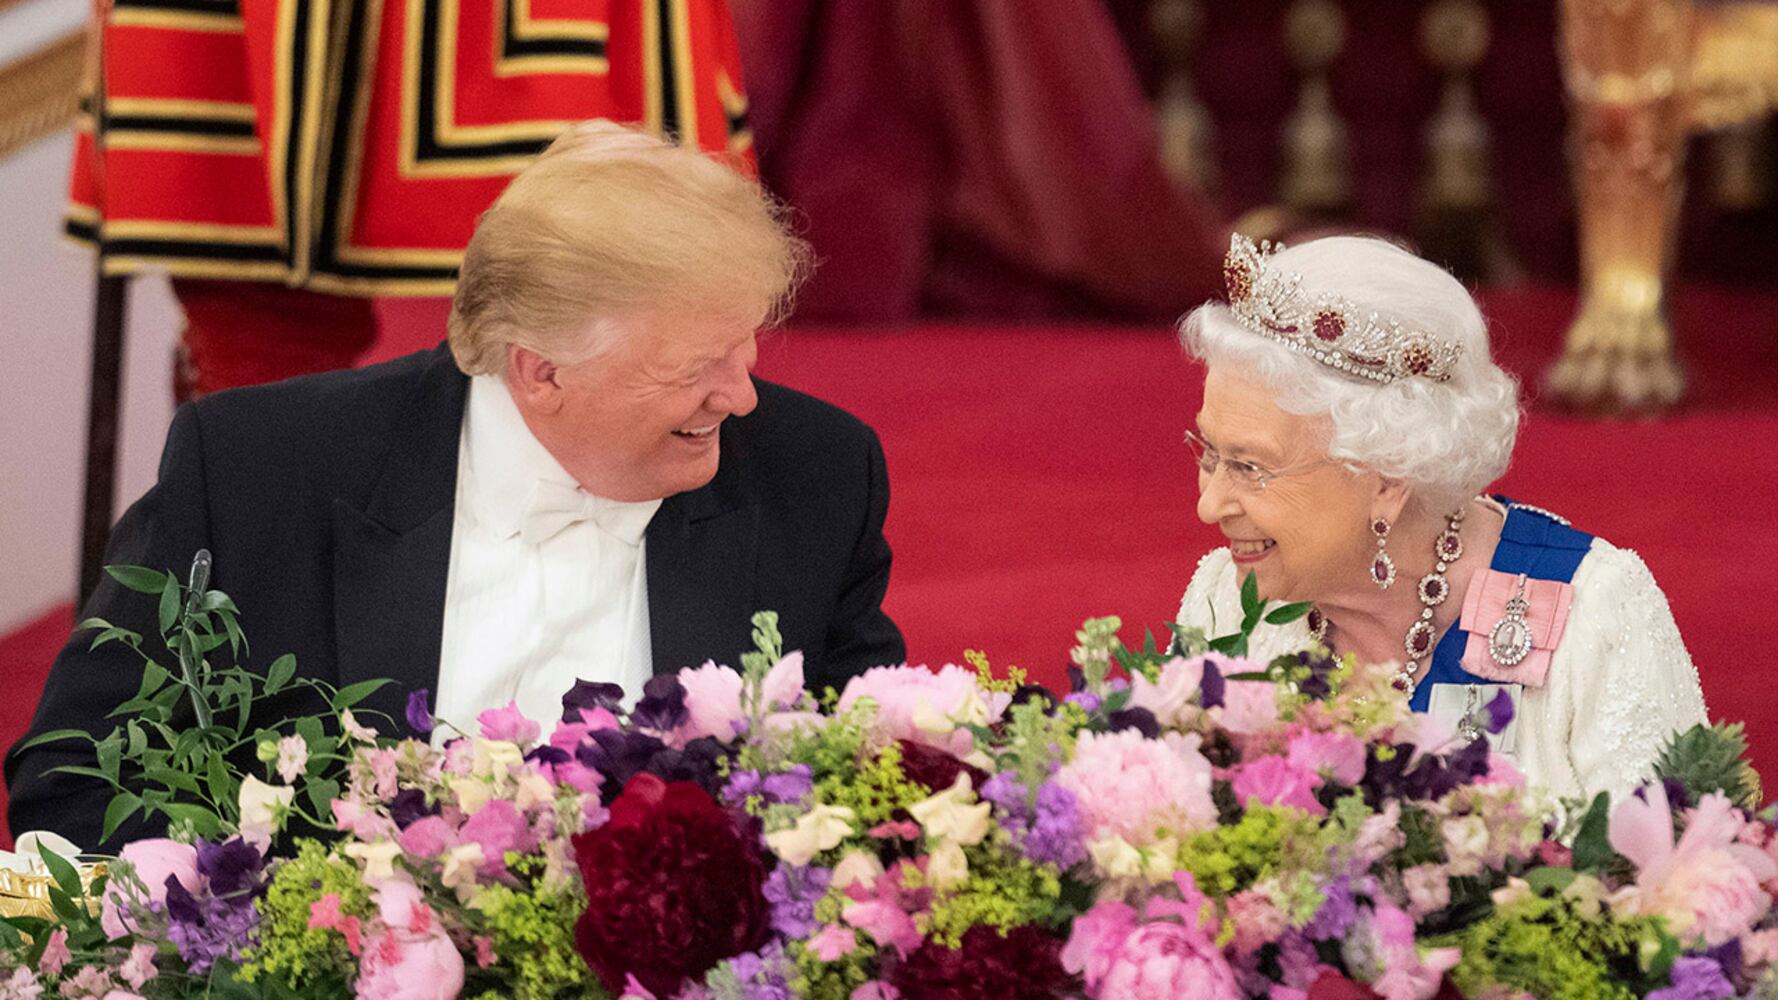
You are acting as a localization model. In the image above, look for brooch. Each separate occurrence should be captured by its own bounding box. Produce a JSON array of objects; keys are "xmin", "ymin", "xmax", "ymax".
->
[{"xmin": 1486, "ymin": 573, "xmax": 1535, "ymax": 668}]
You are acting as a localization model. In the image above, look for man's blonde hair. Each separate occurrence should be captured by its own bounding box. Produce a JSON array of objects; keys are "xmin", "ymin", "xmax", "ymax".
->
[{"xmin": 448, "ymin": 120, "xmax": 810, "ymax": 374}]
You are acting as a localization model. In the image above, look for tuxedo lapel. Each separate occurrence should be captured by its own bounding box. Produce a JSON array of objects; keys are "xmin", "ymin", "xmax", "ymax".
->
[
  {"xmin": 332, "ymin": 346, "xmax": 468, "ymax": 725},
  {"xmin": 646, "ymin": 433, "xmax": 762, "ymax": 674}
]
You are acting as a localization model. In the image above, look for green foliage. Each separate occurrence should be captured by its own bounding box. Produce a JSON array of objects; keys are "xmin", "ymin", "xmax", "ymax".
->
[
  {"xmin": 791, "ymin": 938, "xmax": 876, "ymax": 1000},
  {"xmin": 1436, "ymin": 890, "xmax": 1671, "ymax": 1000},
  {"xmin": 237, "ymin": 839, "xmax": 370, "ymax": 990},
  {"xmin": 467, "ymin": 861, "xmax": 604, "ymax": 1000},
  {"xmin": 1655, "ymin": 722, "xmax": 1763, "ymax": 809},
  {"xmin": 1176, "ymin": 805, "xmax": 1319, "ymax": 898},
  {"xmin": 921, "ymin": 848, "xmax": 1066, "ymax": 946},
  {"xmin": 811, "ymin": 743, "xmax": 928, "ymax": 831},
  {"xmin": 17, "ymin": 554, "xmax": 390, "ymax": 842},
  {"xmin": 1202, "ymin": 571, "xmax": 1313, "ymax": 659},
  {"xmin": 1571, "ymin": 792, "xmax": 1618, "ymax": 872}
]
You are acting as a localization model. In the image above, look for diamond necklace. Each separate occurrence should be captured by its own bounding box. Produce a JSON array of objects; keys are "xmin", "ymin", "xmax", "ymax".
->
[{"xmin": 1305, "ymin": 506, "xmax": 1467, "ymax": 701}]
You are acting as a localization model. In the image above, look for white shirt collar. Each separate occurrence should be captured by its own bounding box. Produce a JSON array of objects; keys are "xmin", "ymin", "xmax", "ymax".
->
[{"xmin": 461, "ymin": 375, "xmax": 661, "ymax": 546}]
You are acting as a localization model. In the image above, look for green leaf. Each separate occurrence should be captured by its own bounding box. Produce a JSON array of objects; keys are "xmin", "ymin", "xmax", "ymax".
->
[
  {"xmin": 102, "ymin": 791, "xmax": 145, "ymax": 841},
  {"xmin": 1264, "ymin": 601, "xmax": 1314, "ymax": 625},
  {"xmin": 0, "ymin": 916, "xmax": 21, "ymax": 948},
  {"xmin": 95, "ymin": 734, "xmax": 123, "ymax": 782},
  {"xmin": 206, "ymin": 752, "xmax": 234, "ymax": 806},
  {"xmin": 87, "ymin": 626, "xmax": 142, "ymax": 651},
  {"xmin": 14, "ymin": 727, "xmax": 94, "ymax": 751},
  {"xmin": 158, "ymin": 578, "xmax": 182, "ymax": 635},
  {"xmin": 133, "ymin": 662, "xmax": 173, "ymax": 701},
  {"xmin": 331, "ymin": 678, "xmax": 390, "ymax": 711},
  {"xmin": 106, "ymin": 565, "xmax": 169, "ymax": 594},
  {"xmin": 1570, "ymin": 791, "xmax": 1616, "ymax": 871},
  {"xmin": 48, "ymin": 885, "xmax": 85, "ymax": 925},
  {"xmin": 307, "ymin": 777, "xmax": 341, "ymax": 819},
  {"xmin": 125, "ymin": 720, "xmax": 147, "ymax": 759},
  {"xmin": 143, "ymin": 765, "xmax": 204, "ymax": 796},
  {"xmin": 46, "ymin": 764, "xmax": 118, "ymax": 784},
  {"xmin": 1239, "ymin": 571, "xmax": 1259, "ymax": 617},
  {"xmin": 295, "ymin": 716, "xmax": 325, "ymax": 749},
  {"xmin": 37, "ymin": 840, "xmax": 82, "ymax": 899},
  {"xmin": 201, "ymin": 590, "xmax": 239, "ymax": 614},
  {"xmin": 157, "ymin": 801, "xmax": 225, "ymax": 837},
  {"xmin": 264, "ymin": 654, "xmax": 297, "ymax": 695}
]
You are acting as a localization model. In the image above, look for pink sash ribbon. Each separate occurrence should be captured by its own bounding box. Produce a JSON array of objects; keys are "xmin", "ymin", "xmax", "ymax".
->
[{"xmin": 1456, "ymin": 568, "xmax": 1575, "ymax": 688}]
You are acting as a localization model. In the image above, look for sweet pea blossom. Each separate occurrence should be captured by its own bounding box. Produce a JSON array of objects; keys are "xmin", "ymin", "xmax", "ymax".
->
[
  {"xmin": 1610, "ymin": 783, "xmax": 1778, "ymax": 945},
  {"xmin": 1232, "ymin": 755, "xmax": 1326, "ymax": 815},
  {"xmin": 477, "ymin": 703, "xmax": 541, "ymax": 745},
  {"xmin": 1127, "ymin": 656, "xmax": 1207, "ymax": 729},
  {"xmin": 275, "ymin": 735, "xmax": 310, "ymax": 784},
  {"xmin": 766, "ymin": 803, "xmax": 856, "ymax": 866},
  {"xmin": 907, "ymin": 775, "xmax": 992, "ymax": 846},
  {"xmin": 237, "ymin": 775, "xmax": 296, "ymax": 849}
]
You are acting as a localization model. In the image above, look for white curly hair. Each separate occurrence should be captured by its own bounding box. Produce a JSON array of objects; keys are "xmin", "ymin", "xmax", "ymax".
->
[{"xmin": 1179, "ymin": 235, "xmax": 1521, "ymax": 516}]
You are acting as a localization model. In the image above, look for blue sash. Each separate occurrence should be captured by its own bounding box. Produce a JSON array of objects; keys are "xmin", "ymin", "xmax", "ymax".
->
[{"xmin": 1407, "ymin": 499, "xmax": 1595, "ymax": 713}]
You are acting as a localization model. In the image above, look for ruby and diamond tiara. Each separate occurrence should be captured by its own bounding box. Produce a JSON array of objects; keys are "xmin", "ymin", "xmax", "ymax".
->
[{"xmin": 1220, "ymin": 233, "xmax": 1463, "ymax": 385}]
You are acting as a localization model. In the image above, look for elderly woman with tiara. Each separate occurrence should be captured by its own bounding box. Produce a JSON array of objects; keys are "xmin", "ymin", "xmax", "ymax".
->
[{"xmin": 1174, "ymin": 234, "xmax": 1707, "ymax": 801}]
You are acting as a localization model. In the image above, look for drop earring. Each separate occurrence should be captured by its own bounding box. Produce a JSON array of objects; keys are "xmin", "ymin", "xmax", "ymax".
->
[{"xmin": 1370, "ymin": 517, "xmax": 1396, "ymax": 589}]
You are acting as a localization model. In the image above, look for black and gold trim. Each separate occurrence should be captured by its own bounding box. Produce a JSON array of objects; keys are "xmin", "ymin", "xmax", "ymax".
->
[
  {"xmin": 494, "ymin": 0, "xmax": 608, "ymax": 78},
  {"xmin": 109, "ymin": 0, "xmax": 244, "ymax": 34}
]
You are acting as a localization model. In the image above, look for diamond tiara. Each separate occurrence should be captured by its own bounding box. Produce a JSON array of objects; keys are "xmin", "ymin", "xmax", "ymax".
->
[{"xmin": 1219, "ymin": 233, "xmax": 1463, "ymax": 385}]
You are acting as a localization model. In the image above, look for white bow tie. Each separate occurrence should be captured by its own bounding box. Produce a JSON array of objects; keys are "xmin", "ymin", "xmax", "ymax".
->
[{"xmin": 519, "ymin": 479, "xmax": 658, "ymax": 547}]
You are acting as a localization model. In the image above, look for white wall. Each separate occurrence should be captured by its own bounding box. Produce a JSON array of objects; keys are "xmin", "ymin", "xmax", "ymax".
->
[{"xmin": 0, "ymin": 128, "xmax": 182, "ymax": 632}]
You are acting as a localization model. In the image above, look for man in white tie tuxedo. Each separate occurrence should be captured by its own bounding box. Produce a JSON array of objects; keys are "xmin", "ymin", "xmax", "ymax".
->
[{"xmin": 8, "ymin": 121, "xmax": 905, "ymax": 847}]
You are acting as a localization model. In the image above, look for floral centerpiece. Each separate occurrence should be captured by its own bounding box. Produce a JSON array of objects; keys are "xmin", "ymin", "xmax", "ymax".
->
[{"xmin": 3, "ymin": 558, "xmax": 1774, "ymax": 999}]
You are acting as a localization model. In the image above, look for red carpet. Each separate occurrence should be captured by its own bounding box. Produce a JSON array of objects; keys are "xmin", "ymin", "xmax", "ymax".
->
[{"xmin": 6, "ymin": 285, "xmax": 1776, "ymax": 846}]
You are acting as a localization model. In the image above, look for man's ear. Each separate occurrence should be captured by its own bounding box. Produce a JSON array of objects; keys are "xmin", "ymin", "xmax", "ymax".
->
[{"xmin": 505, "ymin": 345, "xmax": 564, "ymax": 415}]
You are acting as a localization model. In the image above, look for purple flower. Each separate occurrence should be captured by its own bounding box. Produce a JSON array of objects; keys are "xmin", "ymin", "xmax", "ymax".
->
[
  {"xmin": 1199, "ymin": 658, "xmax": 1227, "ymax": 709},
  {"xmin": 631, "ymin": 674, "xmax": 689, "ymax": 733},
  {"xmin": 982, "ymin": 772, "xmax": 1086, "ymax": 869},
  {"xmin": 1107, "ymin": 707, "xmax": 1160, "ymax": 738},
  {"xmin": 761, "ymin": 766, "xmax": 813, "ymax": 806},
  {"xmin": 710, "ymin": 942, "xmax": 797, "ymax": 1000},
  {"xmin": 195, "ymin": 838, "xmax": 264, "ymax": 898},
  {"xmin": 562, "ymin": 679, "xmax": 625, "ymax": 721},
  {"xmin": 762, "ymin": 864, "xmax": 832, "ymax": 938},
  {"xmin": 163, "ymin": 879, "xmax": 259, "ymax": 973},
  {"xmin": 1648, "ymin": 956, "xmax": 1735, "ymax": 1000},
  {"xmin": 1484, "ymin": 688, "xmax": 1515, "ymax": 734},
  {"xmin": 1305, "ymin": 877, "xmax": 1358, "ymax": 941},
  {"xmin": 1063, "ymin": 690, "xmax": 1103, "ymax": 714},
  {"xmin": 388, "ymin": 787, "xmax": 439, "ymax": 829},
  {"xmin": 577, "ymin": 728, "xmax": 729, "ymax": 805},
  {"xmin": 406, "ymin": 689, "xmax": 435, "ymax": 736}
]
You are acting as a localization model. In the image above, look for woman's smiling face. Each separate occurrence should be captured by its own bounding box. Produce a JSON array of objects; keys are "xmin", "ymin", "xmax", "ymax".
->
[{"xmin": 1192, "ymin": 366, "xmax": 1385, "ymax": 603}]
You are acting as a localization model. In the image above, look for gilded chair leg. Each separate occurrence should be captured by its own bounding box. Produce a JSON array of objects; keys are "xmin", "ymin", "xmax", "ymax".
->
[{"xmin": 1547, "ymin": 0, "xmax": 1693, "ymax": 415}]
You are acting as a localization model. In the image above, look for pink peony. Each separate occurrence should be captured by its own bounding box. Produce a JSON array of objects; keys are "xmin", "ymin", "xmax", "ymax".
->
[
  {"xmin": 477, "ymin": 702, "xmax": 541, "ymax": 745},
  {"xmin": 101, "ymin": 838, "xmax": 200, "ymax": 939},
  {"xmin": 1287, "ymin": 731, "xmax": 1368, "ymax": 787},
  {"xmin": 1216, "ymin": 680, "xmax": 1282, "ymax": 736},
  {"xmin": 837, "ymin": 665, "xmax": 1008, "ymax": 756},
  {"xmin": 1055, "ymin": 730, "xmax": 1217, "ymax": 846},
  {"xmin": 1232, "ymin": 755, "xmax": 1326, "ymax": 815},
  {"xmin": 676, "ymin": 662, "xmax": 747, "ymax": 743},
  {"xmin": 1064, "ymin": 875, "xmax": 1238, "ymax": 1000},
  {"xmin": 1127, "ymin": 657, "xmax": 1206, "ymax": 729},
  {"xmin": 354, "ymin": 881, "xmax": 465, "ymax": 998},
  {"xmin": 1610, "ymin": 784, "xmax": 1778, "ymax": 945}
]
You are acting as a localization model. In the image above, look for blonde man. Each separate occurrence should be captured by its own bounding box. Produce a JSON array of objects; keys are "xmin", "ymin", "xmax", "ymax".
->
[{"xmin": 10, "ymin": 122, "xmax": 904, "ymax": 849}]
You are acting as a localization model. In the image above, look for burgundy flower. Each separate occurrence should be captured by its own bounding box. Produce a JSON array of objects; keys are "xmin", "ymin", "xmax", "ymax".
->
[
  {"xmin": 572, "ymin": 773, "xmax": 770, "ymax": 996},
  {"xmin": 897, "ymin": 739, "xmax": 988, "ymax": 792},
  {"xmin": 890, "ymin": 924, "xmax": 1071, "ymax": 1000}
]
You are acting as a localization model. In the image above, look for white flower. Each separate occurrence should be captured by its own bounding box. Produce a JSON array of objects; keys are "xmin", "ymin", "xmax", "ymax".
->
[
  {"xmin": 344, "ymin": 839, "xmax": 404, "ymax": 882},
  {"xmin": 441, "ymin": 843, "xmax": 486, "ymax": 899},
  {"xmin": 453, "ymin": 775, "xmax": 495, "ymax": 817},
  {"xmin": 236, "ymin": 775, "xmax": 295, "ymax": 848},
  {"xmin": 926, "ymin": 841, "xmax": 970, "ymax": 889},
  {"xmin": 339, "ymin": 709, "xmax": 379, "ymax": 742},
  {"xmin": 907, "ymin": 775, "xmax": 990, "ymax": 846},
  {"xmin": 473, "ymin": 739, "xmax": 524, "ymax": 780},
  {"xmin": 765, "ymin": 804, "xmax": 856, "ymax": 866},
  {"xmin": 1088, "ymin": 836, "xmax": 1144, "ymax": 879},
  {"xmin": 275, "ymin": 735, "xmax": 309, "ymax": 784},
  {"xmin": 832, "ymin": 849, "xmax": 885, "ymax": 891}
]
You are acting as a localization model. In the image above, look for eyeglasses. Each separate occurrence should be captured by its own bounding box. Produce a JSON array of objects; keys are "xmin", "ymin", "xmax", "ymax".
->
[{"xmin": 1183, "ymin": 429, "xmax": 1332, "ymax": 491}]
